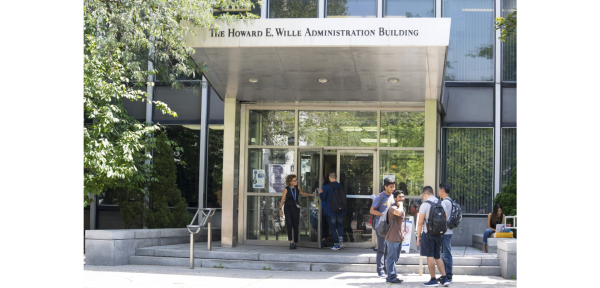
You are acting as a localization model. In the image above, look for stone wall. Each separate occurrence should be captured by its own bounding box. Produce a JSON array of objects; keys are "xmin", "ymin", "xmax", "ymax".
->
[{"xmin": 449, "ymin": 217, "xmax": 488, "ymax": 247}]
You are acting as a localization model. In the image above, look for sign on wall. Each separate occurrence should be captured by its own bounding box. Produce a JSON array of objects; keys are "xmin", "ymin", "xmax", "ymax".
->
[
  {"xmin": 252, "ymin": 169, "xmax": 265, "ymax": 189},
  {"xmin": 184, "ymin": 18, "xmax": 451, "ymax": 48}
]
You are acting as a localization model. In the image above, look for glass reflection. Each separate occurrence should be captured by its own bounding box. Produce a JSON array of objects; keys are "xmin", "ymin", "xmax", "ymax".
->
[
  {"xmin": 380, "ymin": 111, "xmax": 425, "ymax": 147},
  {"xmin": 269, "ymin": 0, "xmax": 319, "ymax": 18},
  {"xmin": 384, "ymin": 0, "xmax": 435, "ymax": 18},
  {"xmin": 379, "ymin": 150, "xmax": 424, "ymax": 196},
  {"xmin": 443, "ymin": 0, "xmax": 494, "ymax": 81},
  {"xmin": 248, "ymin": 149, "xmax": 295, "ymax": 193},
  {"xmin": 247, "ymin": 196, "xmax": 288, "ymax": 241},
  {"xmin": 502, "ymin": 0, "xmax": 517, "ymax": 81},
  {"xmin": 299, "ymin": 111, "xmax": 377, "ymax": 147},
  {"xmin": 340, "ymin": 153, "xmax": 374, "ymax": 196},
  {"xmin": 327, "ymin": 0, "xmax": 377, "ymax": 18},
  {"xmin": 248, "ymin": 110, "xmax": 295, "ymax": 146},
  {"xmin": 442, "ymin": 128, "xmax": 493, "ymax": 214},
  {"xmin": 343, "ymin": 198, "xmax": 373, "ymax": 243}
]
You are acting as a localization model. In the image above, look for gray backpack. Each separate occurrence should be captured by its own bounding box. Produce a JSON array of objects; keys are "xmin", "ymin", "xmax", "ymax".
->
[{"xmin": 375, "ymin": 204, "xmax": 396, "ymax": 237}]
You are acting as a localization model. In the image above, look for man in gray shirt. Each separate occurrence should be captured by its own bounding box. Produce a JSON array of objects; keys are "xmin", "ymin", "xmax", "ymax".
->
[{"xmin": 439, "ymin": 183, "xmax": 453, "ymax": 283}]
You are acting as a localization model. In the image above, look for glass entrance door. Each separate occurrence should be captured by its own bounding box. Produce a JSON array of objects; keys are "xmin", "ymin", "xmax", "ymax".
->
[
  {"xmin": 297, "ymin": 149, "xmax": 323, "ymax": 248},
  {"xmin": 337, "ymin": 150, "xmax": 376, "ymax": 246}
]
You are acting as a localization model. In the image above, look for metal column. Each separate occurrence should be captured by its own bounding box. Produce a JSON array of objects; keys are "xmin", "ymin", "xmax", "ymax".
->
[
  {"xmin": 198, "ymin": 76, "xmax": 209, "ymax": 217},
  {"xmin": 494, "ymin": 0, "xmax": 502, "ymax": 196}
]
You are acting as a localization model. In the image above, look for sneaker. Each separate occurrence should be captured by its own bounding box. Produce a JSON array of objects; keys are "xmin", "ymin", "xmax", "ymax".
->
[
  {"xmin": 292, "ymin": 242, "xmax": 297, "ymax": 250},
  {"xmin": 423, "ymin": 278, "xmax": 439, "ymax": 287},
  {"xmin": 386, "ymin": 279, "xmax": 404, "ymax": 284},
  {"xmin": 438, "ymin": 276, "xmax": 452, "ymax": 283},
  {"xmin": 330, "ymin": 245, "xmax": 340, "ymax": 250},
  {"xmin": 339, "ymin": 241, "xmax": 345, "ymax": 249},
  {"xmin": 439, "ymin": 276, "xmax": 450, "ymax": 287},
  {"xmin": 289, "ymin": 242, "xmax": 294, "ymax": 250},
  {"xmin": 378, "ymin": 272, "xmax": 387, "ymax": 278}
]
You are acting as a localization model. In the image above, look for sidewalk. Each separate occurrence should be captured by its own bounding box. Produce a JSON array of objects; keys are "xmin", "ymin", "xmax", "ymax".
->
[{"xmin": 84, "ymin": 265, "xmax": 516, "ymax": 288}]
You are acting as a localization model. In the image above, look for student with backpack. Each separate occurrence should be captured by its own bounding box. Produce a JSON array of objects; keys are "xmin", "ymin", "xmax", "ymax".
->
[
  {"xmin": 439, "ymin": 183, "xmax": 461, "ymax": 283},
  {"xmin": 383, "ymin": 190, "xmax": 406, "ymax": 284},
  {"xmin": 416, "ymin": 186, "xmax": 450, "ymax": 287},
  {"xmin": 370, "ymin": 177, "xmax": 395, "ymax": 278},
  {"xmin": 318, "ymin": 172, "xmax": 346, "ymax": 250}
]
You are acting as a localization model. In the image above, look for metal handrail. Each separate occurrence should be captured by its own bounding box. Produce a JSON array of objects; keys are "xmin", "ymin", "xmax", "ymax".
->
[
  {"xmin": 187, "ymin": 208, "xmax": 217, "ymax": 269},
  {"xmin": 504, "ymin": 215, "xmax": 517, "ymax": 230}
]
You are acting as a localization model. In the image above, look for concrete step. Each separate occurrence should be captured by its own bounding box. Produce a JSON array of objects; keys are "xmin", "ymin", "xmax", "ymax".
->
[
  {"xmin": 472, "ymin": 234, "xmax": 497, "ymax": 253},
  {"xmin": 129, "ymin": 256, "xmax": 501, "ymax": 275},
  {"xmin": 135, "ymin": 247, "xmax": 498, "ymax": 266}
]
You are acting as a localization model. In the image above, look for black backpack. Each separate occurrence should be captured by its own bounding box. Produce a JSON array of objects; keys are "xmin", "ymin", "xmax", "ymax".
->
[
  {"xmin": 330, "ymin": 183, "xmax": 347, "ymax": 213},
  {"xmin": 425, "ymin": 199, "xmax": 447, "ymax": 237},
  {"xmin": 444, "ymin": 197, "xmax": 462, "ymax": 229}
]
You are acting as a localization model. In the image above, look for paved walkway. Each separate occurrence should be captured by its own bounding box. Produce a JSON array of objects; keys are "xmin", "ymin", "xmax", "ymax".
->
[{"xmin": 84, "ymin": 265, "xmax": 516, "ymax": 288}]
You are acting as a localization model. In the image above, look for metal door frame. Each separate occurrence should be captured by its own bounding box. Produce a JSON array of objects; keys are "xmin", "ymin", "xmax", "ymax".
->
[{"xmin": 296, "ymin": 148, "xmax": 324, "ymax": 248}]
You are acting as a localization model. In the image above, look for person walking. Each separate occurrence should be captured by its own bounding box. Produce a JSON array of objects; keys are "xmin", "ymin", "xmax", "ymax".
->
[
  {"xmin": 318, "ymin": 172, "xmax": 346, "ymax": 250},
  {"xmin": 370, "ymin": 177, "xmax": 395, "ymax": 278},
  {"xmin": 438, "ymin": 183, "xmax": 454, "ymax": 283},
  {"xmin": 279, "ymin": 174, "xmax": 314, "ymax": 250},
  {"xmin": 384, "ymin": 190, "xmax": 406, "ymax": 284},
  {"xmin": 416, "ymin": 186, "xmax": 450, "ymax": 287}
]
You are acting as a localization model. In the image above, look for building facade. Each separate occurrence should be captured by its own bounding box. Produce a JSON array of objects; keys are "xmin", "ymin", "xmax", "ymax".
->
[{"xmin": 85, "ymin": 0, "xmax": 516, "ymax": 248}]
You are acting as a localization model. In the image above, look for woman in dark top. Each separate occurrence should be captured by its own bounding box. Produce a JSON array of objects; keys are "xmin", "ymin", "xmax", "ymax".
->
[
  {"xmin": 482, "ymin": 203, "xmax": 506, "ymax": 253},
  {"xmin": 278, "ymin": 174, "xmax": 314, "ymax": 249}
]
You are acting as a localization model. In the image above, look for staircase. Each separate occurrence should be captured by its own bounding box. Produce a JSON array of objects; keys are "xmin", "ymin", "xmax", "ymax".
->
[{"xmin": 129, "ymin": 243, "xmax": 500, "ymax": 276}]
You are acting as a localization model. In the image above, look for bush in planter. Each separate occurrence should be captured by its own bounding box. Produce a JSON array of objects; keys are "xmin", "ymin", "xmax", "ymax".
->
[
  {"xmin": 112, "ymin": 131, "xmax": 192, "ymax": 229},
  {"xmin": 494, "ymin": 165, "xmax": 517, "ymax": 237},
  {"xmin": 146, "ymin": 132, "xmax": 192, "ymax": 228}
]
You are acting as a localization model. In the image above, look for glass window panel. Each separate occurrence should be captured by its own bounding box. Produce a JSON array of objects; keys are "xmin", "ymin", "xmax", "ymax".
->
[
  {"xmin": 164, "ymin": 125, "xmax": 200, "ymax": 207},
  {"xmin": 206, "ymin": 128, "xmax": 224, "ymax": 208},
  {"xmin": 379, "ymin": 150, "xmax": 424, "ymax": 196},
  {"xmin": 247, "ymin": 148, "xmax": 295, "ymax": 193},
  {"xmin": 248, "ymin": 110, "xmax": 295, "ymax": 146},
  {"xmin": 327, "ymin": 0, "xmax": 377, "ymax": 18},
  {"xmin": 443, "ymin": 0, "xmax": 495, "ymax": 81},
  {"xmin": 501, "ymin": 128, "xmax": 516, "ymax": 188},
  {"xmin": 380, "ymin": 111, "xmax": 425, "ymax": 147},
  {"xmin": 246, "ymin": 196, "xmax": 288, "ymax": 241},
  {"xmin": 442, "ymin": 128, "xmax": 494, "ymax": 214},
  {"xmin": 344, "ymin": 198, "xmax": 374, "ymax": 243},
  {"xmin": 384, "ymin": 0, "xmax": 435, "ymax": 18},
  {"xmin": 299, "ymin": 111, "xmax": 377, "ymax": 147},
  {"xmin": 502, "ymin": 0, "xmax": 517, "ymax": 81},
  {"xmin": 404, "ymin": 197, "xmax": 424, "ymax": 219},
  {"xmin": 269, "ymin": 0, "xmax": 319, "ymax": 18},
  {"xmin": 340, "ymin": 153, "xmax": 374, "ymax": 196}
]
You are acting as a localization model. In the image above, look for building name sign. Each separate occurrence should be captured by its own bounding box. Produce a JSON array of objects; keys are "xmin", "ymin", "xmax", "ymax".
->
[
  {"xmin": 185, "ymin": 18, "xmax": 450, "ymax": 47},
  {"xmin": 211, "ymin": 28, "xmax": 420, "ymax": 38}
]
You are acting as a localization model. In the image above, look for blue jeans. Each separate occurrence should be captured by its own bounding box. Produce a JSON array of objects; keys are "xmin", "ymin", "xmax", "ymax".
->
[
  {"xmin": 483, "ymin": 228, "xmax": 494, "ymax": 244},
  {"xmin": 325, "ymin": 215, "xmax": 344, "ymax": 244},
  {"xmin": 441, "ymin": 234, "xmax": 453, "ymax": 279},
  {"xmin": 376, "ymin": 233, "xmax": 387, "ymax": 274},
  {"xmin": 385, "ymin": 241, "xmax": 402, "ymax": 282}
]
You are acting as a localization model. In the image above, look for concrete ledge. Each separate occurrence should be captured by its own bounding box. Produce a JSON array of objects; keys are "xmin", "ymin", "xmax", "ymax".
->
[
  {"xmin": 497, "ymin": 239, "xmax": 517, "ymax": 280},
  {"xmin": 201, "ymin": 259, "xmax": 312, "ymax": 271},
  {"xmin": 129, "ymin": 255, "xmax": 200, "ymax": 267},
  {"xmin": 85, "ymin": 228, "xmax": 219, "ymax": 266}
]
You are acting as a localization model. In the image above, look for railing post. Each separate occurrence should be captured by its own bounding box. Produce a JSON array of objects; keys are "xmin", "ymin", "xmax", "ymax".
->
[
  {"xmin": 207, "ymin": 216, "xmax": 212, "ymax": 251},
  {"xmin": 190, "ymin": 233, "xmax": 195, "ymax": 269}
]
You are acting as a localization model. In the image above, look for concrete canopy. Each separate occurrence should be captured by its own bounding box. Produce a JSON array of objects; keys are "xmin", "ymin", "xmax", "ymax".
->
[{"xmin": 185, "ymin": 18, "xmax": 450, "ymax": 104}]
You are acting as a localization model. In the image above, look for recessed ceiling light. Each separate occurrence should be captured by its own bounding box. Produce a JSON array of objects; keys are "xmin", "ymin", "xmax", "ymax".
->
[
  {"xmin": 318, "ymin": 78, "xmax": 328, "ymax": 83},
  {"xmin": 249, "ymin": 78, "xmax": 259, "ymax": 83},
  {"xmin": 388, "ymin": 78, "xmax": 399, "ymax": 83}
]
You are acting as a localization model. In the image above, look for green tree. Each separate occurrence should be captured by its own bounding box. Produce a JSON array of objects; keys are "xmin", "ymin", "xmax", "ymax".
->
[
  {"xmin": 494, "ymin": 165, "xmax": 516, "ymax": 216},
  {"xmin": 495, "ymin": 9, "xmax": 516, "ymax": 42},
  {"xmin": 146, "ymin": 132, "xmax": 192, "ymax": 228},
  {"xmin": 83, "ymin": 0, "xmax": 258, "ymax": 206}
]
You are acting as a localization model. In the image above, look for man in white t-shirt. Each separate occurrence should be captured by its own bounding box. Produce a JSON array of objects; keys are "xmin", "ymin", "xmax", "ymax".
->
[{"xmin": 439, "ymin": 183, "xmax": 453, "ymax": 283}]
